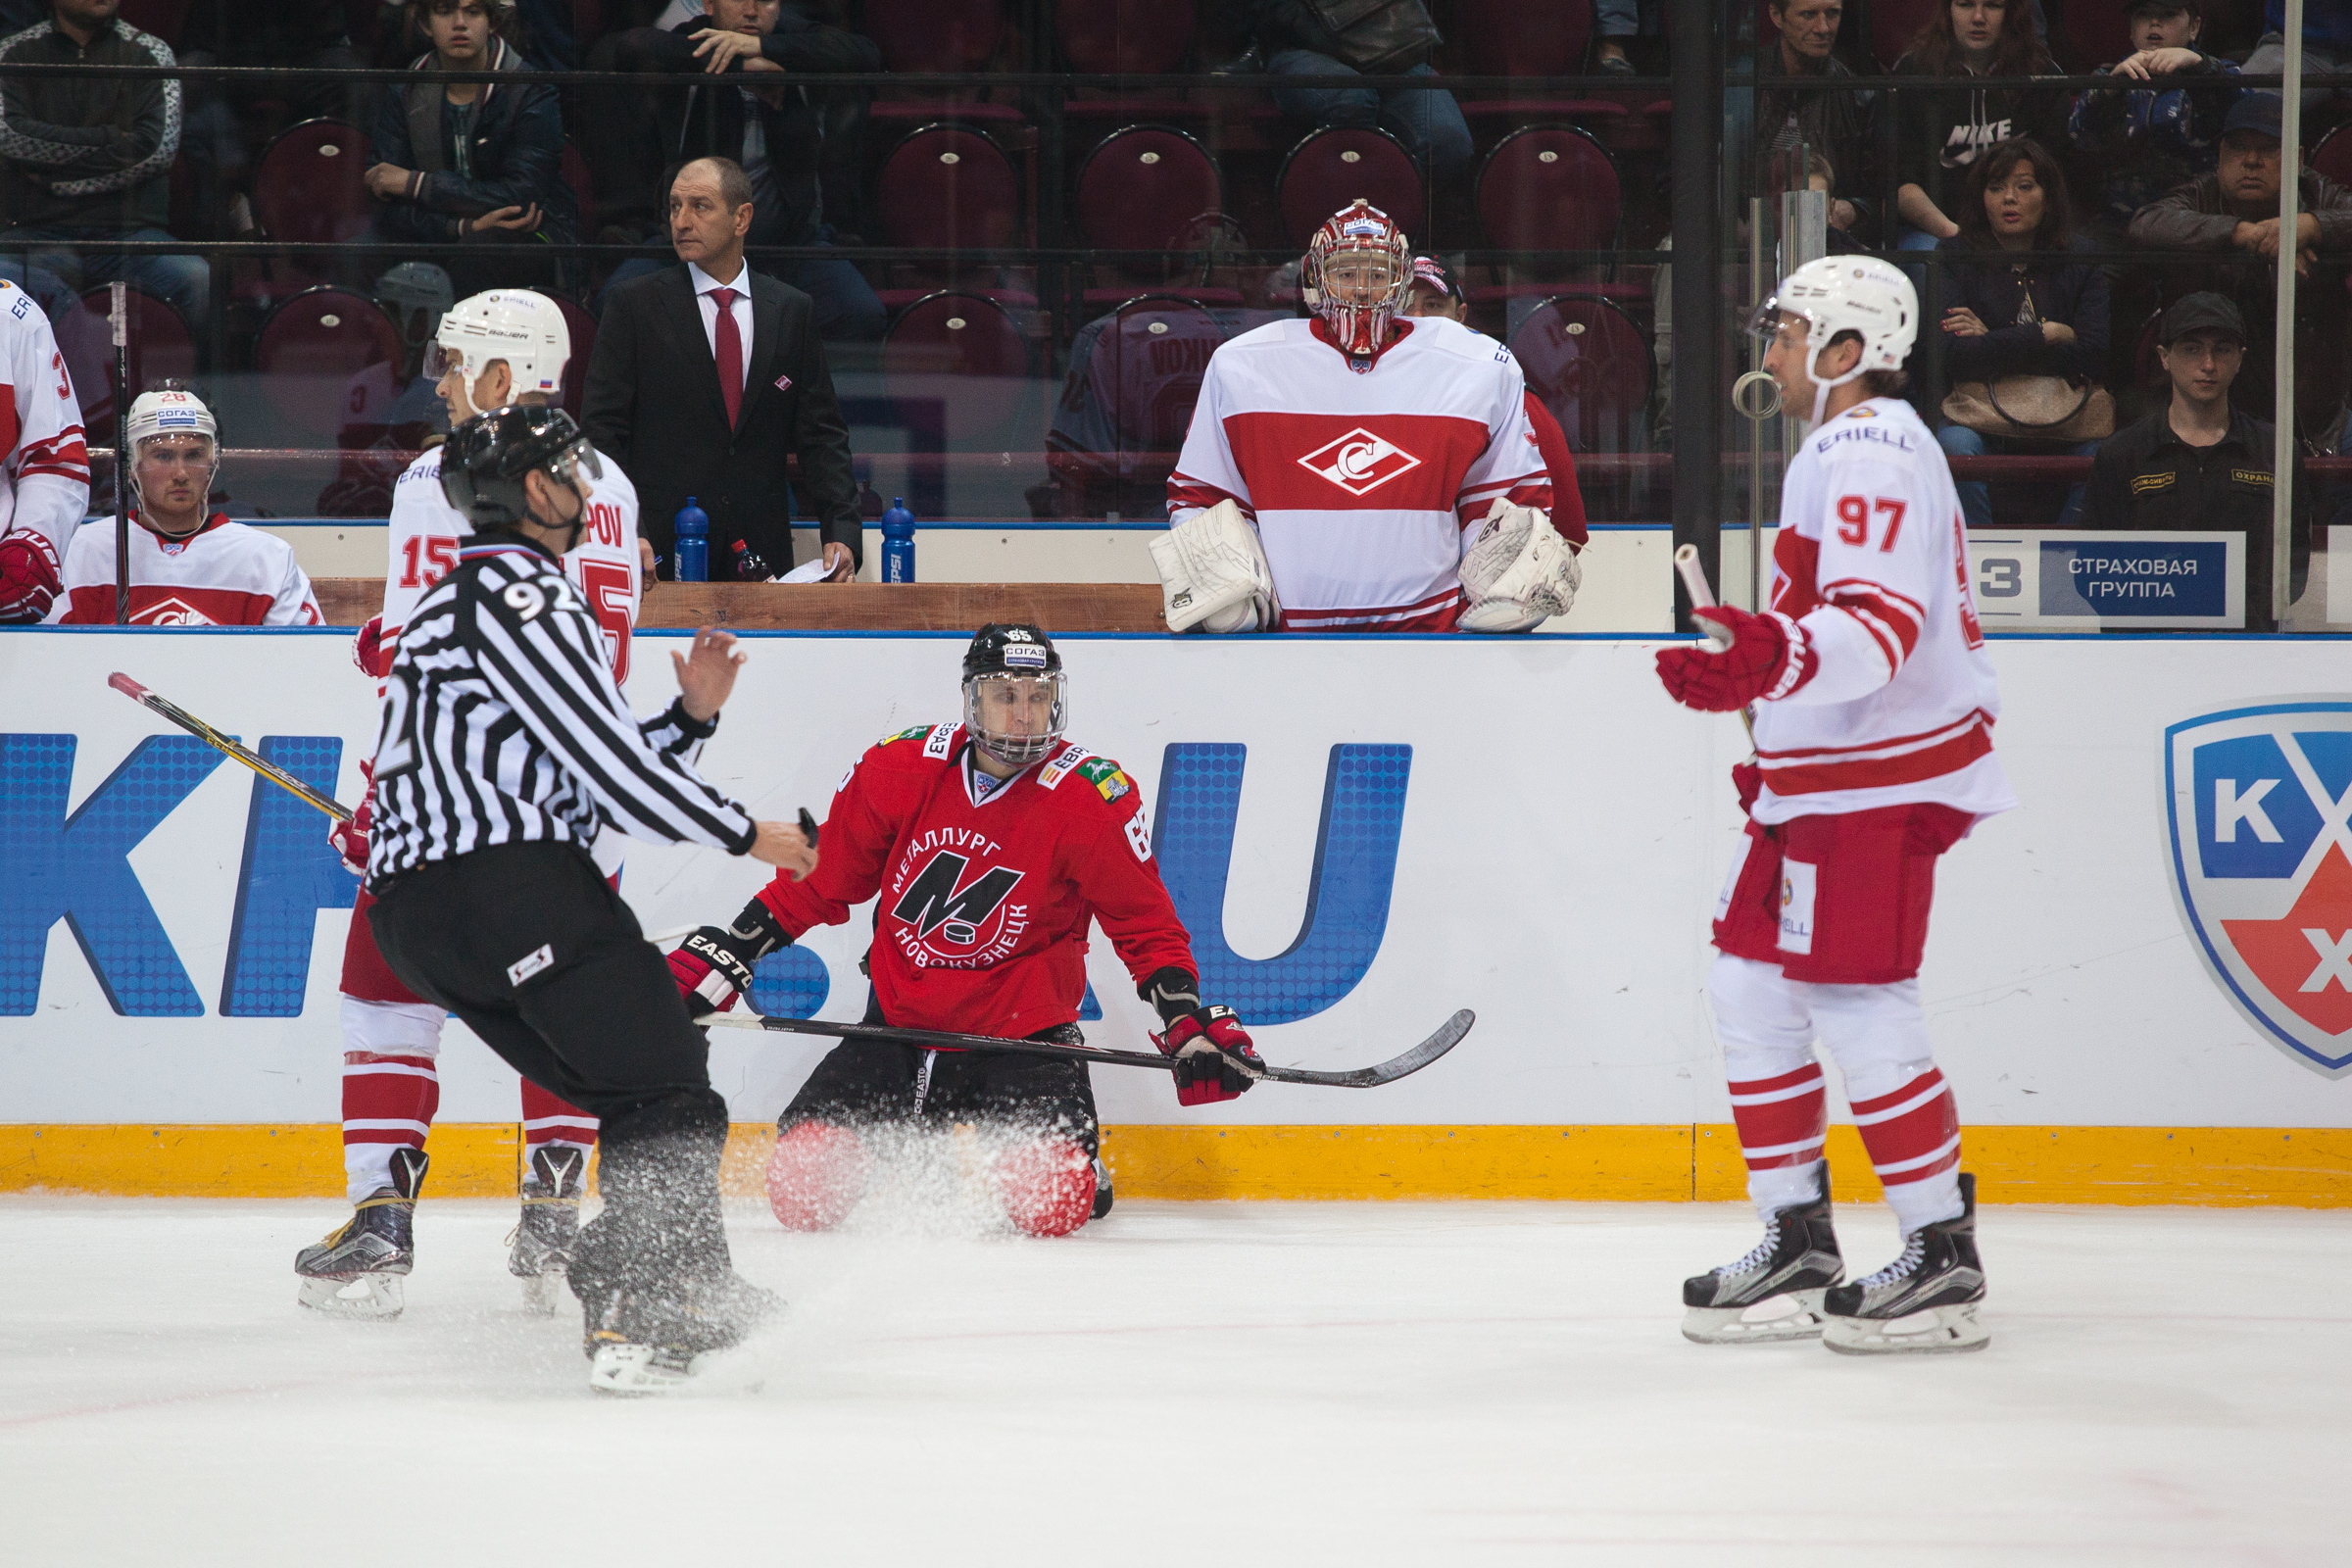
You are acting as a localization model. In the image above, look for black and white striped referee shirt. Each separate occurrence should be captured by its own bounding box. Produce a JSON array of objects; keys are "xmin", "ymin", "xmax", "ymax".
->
[{"xmin": 366, "ymin": 537, "xmax": 755, "ymax": 890}]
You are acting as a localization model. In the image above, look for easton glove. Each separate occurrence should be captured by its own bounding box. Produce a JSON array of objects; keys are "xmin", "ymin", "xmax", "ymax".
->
[
  {"xmin": 1153, "ymin": 1005, "xmax": 1264, "ymax": 1105},
  {"xmin": 1654, "ymin": 605, "xmax": 1817, "ymax": 712},
  {"xmin": 665, "ymin": 900, "xmax": 794, "ymax": 1017},
  {"xmin": 353, "ymin": 614, "xmax": 388, "ymax": 677},
  {"xmin": 0, "ymin": 526, "xmax": 63, "ymax": 624}
]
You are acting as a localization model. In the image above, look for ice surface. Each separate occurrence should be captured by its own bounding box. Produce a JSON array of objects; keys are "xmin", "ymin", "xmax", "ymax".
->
[{"xmin": 3, "ymin": 1198, "xmax": 2347, "ymax": 1566}]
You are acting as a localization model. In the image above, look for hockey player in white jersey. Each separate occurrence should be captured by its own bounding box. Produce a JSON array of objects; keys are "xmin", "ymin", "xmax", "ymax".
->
[
  {"xmin": 0, "ymin": 276, "xmax": 89, "ymax": 624},
  {"xmin": 1158, "ymin": 200, "xmax": 1575, "ymax": 634},
  {"xmin": 300, "ymin": 288, "xmax": 642, "ymax": 1319},
  {"xmin": 53, "ymin": 390, "xmax": 322, "ymax": 625},
  {"xmin": 1655, "ymin": 257, "xmax": 2016, "ymax": 1355}
]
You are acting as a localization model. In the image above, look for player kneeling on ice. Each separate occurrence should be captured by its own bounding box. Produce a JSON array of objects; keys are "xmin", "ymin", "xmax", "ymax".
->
[
  {"xmin": 1655, "ymin": 257, "xmax": 2016, "ymax": 1355},
  {"xmin": 667, "ymin": 624, "xmax": 1264, "ymax": 1237}
]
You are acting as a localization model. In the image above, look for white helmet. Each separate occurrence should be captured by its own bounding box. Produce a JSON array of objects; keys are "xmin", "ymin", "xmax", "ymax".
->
[
  {"xmin": 124, "ymin": 388, "xmax": 220, "ymax": 512},
  {"xmin": 374, "ymin": 262, "xmax": 456, "ymax": 345},
  {"xmin": 427, "ymin": 288, "xmax": 569, "ymax": 397},
  {"xmin": 1750, "ymin": 256, "xmax": 1916, "ymax": 413}
]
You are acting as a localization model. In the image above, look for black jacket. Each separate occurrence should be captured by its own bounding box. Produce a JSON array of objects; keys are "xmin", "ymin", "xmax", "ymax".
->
[
  {"xmin": 0, "ymin": 18, "xmax": 180, "ymax": 232},
  {"xmin": 369, "ymin": 38, "xmax": 575, "ymax": 245},
  {"xmin": 1932, "ymin": 234, "xmax": 2109, "ymax": 389},
  {"xmin": 2082, "ymin": 406, "xmax": 2310, "ymax": 630},
  {"xmin": 583, "ymin": 263, "xmax": 860, "ymax": 578},
  {"xmin": 1755, "ymin": 53, "xmax": 1883, "ymax": 239},
  {"xmin": 1889, "ymin": 52, "xmax": 2067, "ymax": 226}
]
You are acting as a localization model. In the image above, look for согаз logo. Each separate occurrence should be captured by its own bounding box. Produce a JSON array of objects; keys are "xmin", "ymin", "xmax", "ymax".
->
[{"xmin": 2166, "ymin": 701, "xmax": 2352, "ymax": 1075}]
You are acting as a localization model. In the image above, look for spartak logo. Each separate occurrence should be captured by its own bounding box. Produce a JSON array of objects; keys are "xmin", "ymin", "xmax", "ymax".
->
[
  {"xmin": 127, "ymin": 596, "xmax": 219, "ymax": 626},
  {"xmin": 2165, "ymin": 700, "xmax": 2352, "ymax": 1075},
  {"xmin": 1298, "ymin": 427, "xmax": 1422, "ymax": 497}
]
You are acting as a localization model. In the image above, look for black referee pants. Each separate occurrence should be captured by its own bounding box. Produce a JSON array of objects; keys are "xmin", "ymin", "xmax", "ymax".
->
[{"xmin": 367, "ymin": 841, "xmax": 732, "ymax": 1300}]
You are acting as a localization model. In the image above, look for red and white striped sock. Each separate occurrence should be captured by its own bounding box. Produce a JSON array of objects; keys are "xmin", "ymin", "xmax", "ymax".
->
[
  {"xmin": 1729, "ymin": 1059, "xmax": 1828, "ymax": 1213},
  {"xmin": 520, "ymin": 1078, "xmax": 597, "ymax": 1163},
  {"xmin": 1850, "ymin": 1065, "xmax": 1963, "ymax": 1232},
  {"xmin": 343, "ymin": 1052, "xmax": 439, "ymax": 1202}
]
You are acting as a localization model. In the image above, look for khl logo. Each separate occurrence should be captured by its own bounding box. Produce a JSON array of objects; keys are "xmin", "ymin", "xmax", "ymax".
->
[{"xmin": 2166, "ymin": 701, "xmax": 2352, "ymax": 1075}]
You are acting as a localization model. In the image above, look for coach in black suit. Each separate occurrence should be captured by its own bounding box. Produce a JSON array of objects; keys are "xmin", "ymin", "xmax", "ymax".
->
[{"xmin": 584, "ymin": 156, "xmax": 861, "ymax": 581}]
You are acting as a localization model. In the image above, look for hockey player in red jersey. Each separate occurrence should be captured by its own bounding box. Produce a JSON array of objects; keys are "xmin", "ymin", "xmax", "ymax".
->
[
  {"xmin": 54, "ymin": 390, "xmax": 321, "ymax": 625},
  {"xmin": 0, "ymin": 277, "xmax": 91, "ymax": 624},
  {"xmin": 665, "ymin": 624, "xmax": 1264, "ymax": 1238},
  {"xmin": 1156, "ymin": 200, "xmax": 1576, "ymax": 635},
  {"xmin": 1655, "ymin": 257, "xmax": 2016, "ymax": 1355}
]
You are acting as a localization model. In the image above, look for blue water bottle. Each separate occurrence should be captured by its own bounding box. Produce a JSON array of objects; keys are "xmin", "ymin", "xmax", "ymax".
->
[
  {"xmin": 880, "ymin": 496, "xmax": 915, "ymax": 583},
  {"xmin": 673, "ymin": 496, "xmax": 709, "ymax": 582}
]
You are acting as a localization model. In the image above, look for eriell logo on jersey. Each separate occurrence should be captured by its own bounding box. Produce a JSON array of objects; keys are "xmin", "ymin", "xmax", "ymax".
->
[{"xmin": 1298, "ymin": 427, "xmax": 1423, "ymax": 497}]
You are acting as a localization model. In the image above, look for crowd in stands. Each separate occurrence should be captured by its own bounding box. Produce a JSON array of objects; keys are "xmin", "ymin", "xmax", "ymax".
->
[{"xmin": 0, "ymin": 0, "xmax": 2345, "ymax": 566}]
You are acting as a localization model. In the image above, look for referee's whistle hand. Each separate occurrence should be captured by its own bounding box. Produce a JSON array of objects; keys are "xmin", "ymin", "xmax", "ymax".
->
[
  {"xmin": 674, "ymin": 628, "xmax": 748, "ymax": 721},
  {"xmin": 748, "ymin": 820, "xmax": 818, "ymax": 879}
]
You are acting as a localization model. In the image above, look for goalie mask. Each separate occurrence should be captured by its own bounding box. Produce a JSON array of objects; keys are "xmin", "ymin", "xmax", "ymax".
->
[
  {"xmin": 124, "ymin": 388, "xmax": 220, "ymax": 520},
  {"xmin": 1302, "ymin": 200, "xmax": 1412, "ymax": 361},
  {"xmin": 441, "ymin": 404, "xmax": 601, "ymax": 551},
  {"xmin": 961, "ymin": 622, "xmax": 1067, "ymax": 767}
]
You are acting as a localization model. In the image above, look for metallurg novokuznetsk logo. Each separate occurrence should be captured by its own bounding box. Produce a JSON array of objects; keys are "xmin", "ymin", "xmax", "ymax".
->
[
  {"xmin": 1298, "ymin": 427, "xmax": 1422, "ymax": 497},
  {"xmin": 2166, "ymin": 701, "xmax": 2352, "ymax": 1075}
]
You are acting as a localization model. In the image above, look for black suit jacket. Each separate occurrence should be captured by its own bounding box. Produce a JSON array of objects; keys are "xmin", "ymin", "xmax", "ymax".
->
[{"xmin": 583, "ymin": 264, "xmax": 860, "ymax": 579}]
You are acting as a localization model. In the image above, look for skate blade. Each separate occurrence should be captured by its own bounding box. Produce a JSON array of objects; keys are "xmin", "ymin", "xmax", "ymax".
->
[
  {"xmin": 1823, "ymin": 1301, "xmax": 1990, "ymax": 1355},
  {"xmin": 1682, "ymin": 1289, "xmax": 1831, "ymax": 1346},
  {"xmin": 517, "ymin": 1270, "xmax": 566, "ymax": 1317},
  {"xmin": 297, "ymin": 1272, "xmax": 405, "ymax": 1320},
  {"xmin": 588, "ymin": 1342, "xmax": 698, "ymax": 1396}
]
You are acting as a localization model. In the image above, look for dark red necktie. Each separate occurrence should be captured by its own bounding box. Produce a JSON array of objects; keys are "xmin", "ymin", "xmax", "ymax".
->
[{"xmin": 710, "ymin": 285, "xmax": 742, "ymax": 428}]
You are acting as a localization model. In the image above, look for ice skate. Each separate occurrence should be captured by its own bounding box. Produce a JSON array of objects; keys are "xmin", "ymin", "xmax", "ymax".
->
[
  {"xmin": 583, "ymin": 1272, "xmax": 783, "ymax": 1396},
  {"xmin": 296, "ymin": 1148, "xmax": 425, "ymax": 1320},
  {"xmin": 1090, "ymin": 1155, "xmax": 1114, "ymax": 1221},
  {"xmin": 1682, "ymin": 1166, "xmax": 1843, "ymax": 1345},
  {"xmin": 508, "ymin": 1146, "xmax": 586, "ymax": 1316},
  {"xmin": 1823, "ymin": 1172, "xmax": 1989, "ymax": 1355}
]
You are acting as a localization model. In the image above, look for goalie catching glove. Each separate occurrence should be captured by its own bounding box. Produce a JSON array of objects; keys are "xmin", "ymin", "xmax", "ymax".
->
[
  {"xmin": 1457, "ymin": 499, "xmax": 1579, "ymax": 633},
  {"xmin": 1654, "ymin": 604, "xmax": 1818, "ymax": 712},
  {"xmin": 666, "ymin": 898, "xmax": 797, "ymax": 1017},
  {"xmin": 1141, "ymin": 966, "xmax": 1262, "ymax": 1104},
  {"xmin": 1152, "ymin": 498, "xmax": 1279, "ymax": 634}
]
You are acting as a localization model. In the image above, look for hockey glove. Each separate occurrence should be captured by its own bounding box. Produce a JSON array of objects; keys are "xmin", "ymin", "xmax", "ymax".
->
[
  {"xmin": 328, "ymin": 761, "xmax": 375, "ymax": 875},
  {"xmin": 353, "ymin": 614, "xmax": 389, "ymax": 678},
  {"xmin": 1732, "ymin": 759, "xmax": 1764, "ymax": 815},
  {"xmin": 1153, "ymin": 1006, "xmax": 1264, "ymax": 1105},
  {"xmin": 1654, "ymin": 605, "xmax": 1817, "ymax": 712},
  {"xmin": 665, "ymin": 899, "xmax": 795, "ymax": 1017},
  {"xmin": 0, "ymin": 525, "xmax": 63, "ymax": 624}
]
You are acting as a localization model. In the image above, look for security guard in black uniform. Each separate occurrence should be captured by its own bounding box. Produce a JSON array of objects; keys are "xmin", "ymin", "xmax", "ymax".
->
[{"xmin": 2082, "ymin": 293, "xmax": 2310, "ymax": 630}]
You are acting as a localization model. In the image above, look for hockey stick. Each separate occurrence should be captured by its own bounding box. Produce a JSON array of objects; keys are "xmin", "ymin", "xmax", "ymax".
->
[
  {"xmin": 702, "ymin": 1006, "xmax": 1476, "ymax": 1089},
  {"xmin": 107, "ymin": 672, "xmax": 355, "ymax": 821},
  {"xmin": 1673, "ymin": 544, "xmax": 1757, "ymax": 746},
  {"xmin": 111, "ymin": 282, "xmax": 129, "ymax": 626}
]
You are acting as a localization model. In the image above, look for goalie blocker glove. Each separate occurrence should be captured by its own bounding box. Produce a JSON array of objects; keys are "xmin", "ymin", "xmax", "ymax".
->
[
  {"xmin": 1654, "ymin": 603, "xmax": 1818, "ymax": 712},
  {"xmin": 666, "ymin": 897, "xmax": 797, "ymax": 1017},
  {"xmin": 1143, "ymin": 965, "xmax": 1263, "ymax": 1104}
]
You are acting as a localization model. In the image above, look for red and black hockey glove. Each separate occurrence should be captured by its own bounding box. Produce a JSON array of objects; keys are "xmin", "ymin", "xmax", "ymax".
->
[
  {"xmin": 0, "ymin": 525, "xmax": 63, "ymax": 624},
  {"xmin": 328, "ymin": 760, "xmax": 374, "ymax": 875},
  {"xmin": 666, "ymin": 899, "xmax": 794, "ymax": 1018},
  {"xmin": 353, "ymin": 614, "xmax": 389, "ymax": 678},
  {"xmin": 1654, "ymin": 605, "xmax": 1817, "ymax": 712},
  {"xmin": 1154, "ymin": 1005, "xmax": 1265, "ymax": 1105}
]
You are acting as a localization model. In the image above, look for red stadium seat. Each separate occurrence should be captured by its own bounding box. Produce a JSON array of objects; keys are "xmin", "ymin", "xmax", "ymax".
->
[
  {"xmin": 550, "ymin": 294, "xmax": 597, "ymax": 420},
  {"xmin": 865, "ymin": 0, "xmax": 1025, "ymax": 126},
  {"xmin": 1872, "ymin": 0, "xmax": 1942, "ymax": 68},
  {"xmin": 2314, "ymin": 124, "xmax": 2352, "ymax": 190},
  {"xmin": 876, "ymin": 124, "xmax": 1021, "ymax": 251},
  {"xmin": 252, "ymin": 120, "xmax": 374, "ymax": 250},
  {"xmin": 1076, "ymin": 126, "xmax": 1222, "ymax": 252},
  {"xmin": 1094, "ymin": 295, "xmax": 1227, "ymax": 461},
  {"xmin": 57, "ymin": 288, "xmax": 197, "ymax": 445},
  {"xmin": 118, "ymin": 0, "xmax": 191, "ymax": 47},
  {"xmin": 1451, "ymin": 0, "xmax": 1626, "ymax": 134},
  {"xmin": 1510, "ymin": 296, "xmax": 1652, "ymax": 455},
  {"xmin": 1478, "ymin": 125, "xmax": 1621, "ymax": 253},
  {"xmin": 1058, "ymin": 0, "xmax": 1205, "ymax": 123},
  {"xmin": 883, "ymin": 292, "xmax": 1030, "ymax": 437},
  {"xmin": 1278, "ymin": 126, "xmax": 1425, "ymax": 248},
  {"xmin": 254, "ymin": 286, "xmax": 403, "ymax": 442},
  {"xmin": 2058, "ymin": 0, "xmax": 2130, "ymax": 71}
]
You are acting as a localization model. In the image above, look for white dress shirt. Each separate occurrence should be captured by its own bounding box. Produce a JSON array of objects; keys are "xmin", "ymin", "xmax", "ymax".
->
[{"xmin": 687, "ymin": 259, "xmax": 755, "ymax": 396}]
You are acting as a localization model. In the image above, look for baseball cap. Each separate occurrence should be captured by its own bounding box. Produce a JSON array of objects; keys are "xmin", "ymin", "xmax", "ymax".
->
[
  {"xmin": 1409, "ymin": 255, "xmax": 1464, "ymax": 305},
  {"xmin": 2223, "ymin": 92, "xmax": 2283, "ymax": 142},
  {"xmin": 2124, "ymin": 0, "xmax": 2197, "ymax": 19},
  {"xmin": 2159, "ymin": 291, "xmax": 2247, "ymax": 346}
]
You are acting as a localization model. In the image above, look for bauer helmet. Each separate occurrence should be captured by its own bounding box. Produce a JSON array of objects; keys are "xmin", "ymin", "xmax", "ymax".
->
[
  {"xmin": 961, "ymin": 622, "xmax": 1066, "ymax": 767},
  {"xmin": 374, "ymin": 261, "xmax": 456, "ymax": 347},
  {"xmin": 123, "ymin": 387, "xmax": 220, "ymax": 507},
  {"xmin": 1302, "ymin": 200, "xmax": 1412, "ymax": 360},
  {"xmin": 1748, "ymin": 256, "xmax": 1916, "ymax": 421},
  {"xmin": 426, "ymin": 288, "xmax": 569, "ymax": 398},
  {"xmin": 440, "ymin": 404, "xmax": 601, "ymax": 542}
]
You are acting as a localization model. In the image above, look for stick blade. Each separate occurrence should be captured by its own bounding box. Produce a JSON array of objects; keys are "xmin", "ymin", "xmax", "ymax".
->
[
  {"xmin": 107, "ymin": 671, "xmax": 149, "ymax": 701},
  {"xmin": 1263, "ymin": 1008, "xmax": 1476, "ymax": 1088}
]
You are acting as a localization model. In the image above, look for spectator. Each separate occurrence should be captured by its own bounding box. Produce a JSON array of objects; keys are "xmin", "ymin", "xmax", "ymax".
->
[
  {"xmin": 1401, "ymin": 255, "xmax": 1590, "ymax": 552},
  {"xmin": 1252, "ymin": 1, "xmax": 1472, "ymax": 185},
  {"xmin": 52, "ymin": 390, "xmax": 322, "ymax": 625},
  {"xmin": 0, "ymin": 0, "xmax": 208, "ymax": 329},
  {"xmin": 2082, "ymin": 291, "xmax": 2307, "ymax": 628},
  {"xmin": 180, "ymin": 0, "xmax": 372, "ymax": 238},
  {"xmin": 588, "ymin": 0, "xmax": 884, "ymax": 340},
  {"xmin": 2244, "ymin": 0, "xmax": 2352, "ymax": 115},
  {"xmin": 367, "ymin": 0, "xmax": 575, "ymax": 296},
  {"xmin": 583, "ymin": 157, "xmax": 862, "ymax": 582},
  {"xmin": 1889, "ymin": 0, "xmax": 2065, "ymax": 253},
  {"xmin": 1594, "ymin": 0, "xmax": 1640, "ymax": 74},
  {"xmin": 2069, "ymin": 1, "xmax": 2240, "ymax": 245},
  {"xmin": 1756, "ymin": 0, "xmax": 1881, "ymax": 239},
  {"xmin": 2128, "ymin": 92, "xmax": 2352, "ymax": 437},
  {"xmin": 1933, "ymin": 139, "xmax": 2110, "ymax": 529}
]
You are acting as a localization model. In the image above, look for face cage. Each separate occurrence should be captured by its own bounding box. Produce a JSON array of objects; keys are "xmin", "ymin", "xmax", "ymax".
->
[
  {"xmin": 963, "ymin": 671, "xmax": 1067, "ymax": 766},
  {"xmin": 1311, "ymin": 246, "xmax": 1410, "ymax": 358}
]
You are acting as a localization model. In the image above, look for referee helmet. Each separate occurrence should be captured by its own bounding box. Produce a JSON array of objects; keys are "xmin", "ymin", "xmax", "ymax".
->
[{"xmin": 441, "ymin": 405, "xmax": 601, "ymax": 538}]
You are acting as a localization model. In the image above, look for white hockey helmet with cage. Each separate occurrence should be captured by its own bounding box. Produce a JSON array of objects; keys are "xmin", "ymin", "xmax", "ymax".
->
[
  {"xmin": 1302, "ymin": 199, "xmax": 1413, "ymax": 359},
  {"xmin": 426, "ymin": 288, "xmax": 570, "ymax": 397},
  {"xmin": 124, "ymin": 388, "xmax": 220, "ymax": 507},
  {"xmin": 1750, "ymin": 255, "xmax": 1917, "ymax": 421}
]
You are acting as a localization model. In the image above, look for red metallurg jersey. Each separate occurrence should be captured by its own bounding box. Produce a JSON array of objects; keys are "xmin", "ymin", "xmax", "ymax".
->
[
  {"xmin": 54, "ymin": 512, "xmax": 321, "ymax": 624},
  {"xmin": 758, "ymin": 721, "xmax": 1198, "ymax": 1039}
]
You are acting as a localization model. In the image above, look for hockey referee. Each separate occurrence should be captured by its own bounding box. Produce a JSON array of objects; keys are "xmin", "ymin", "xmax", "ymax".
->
[{"xmin": 360, "ymin": 403, "xmax": 816, "ymax": 1395}]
